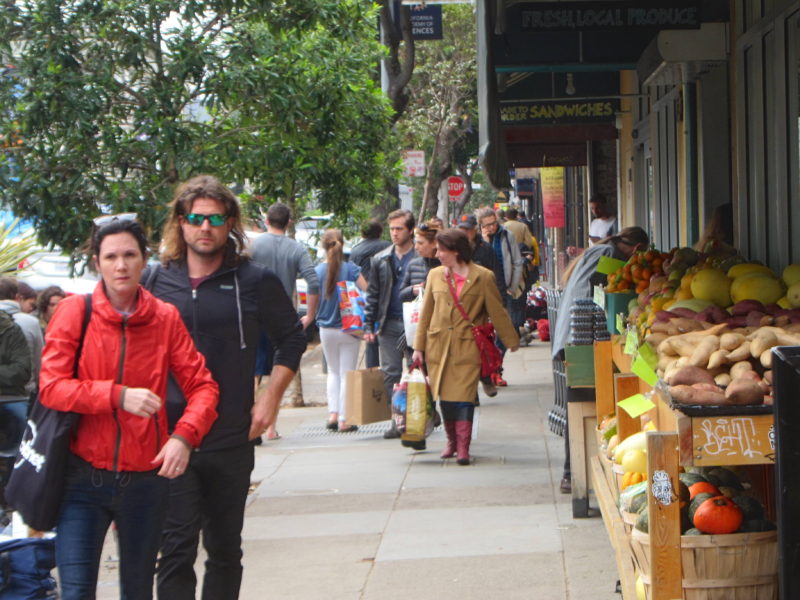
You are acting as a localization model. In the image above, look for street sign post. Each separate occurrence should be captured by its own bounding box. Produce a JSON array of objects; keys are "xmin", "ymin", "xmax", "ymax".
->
[
  {"xmin": 447, "ymin": 176, "xmax": 466, "ymax": 202},
  {"xmin": 403, "ymin": 150, "xmax": 426, "ymax": 177}
]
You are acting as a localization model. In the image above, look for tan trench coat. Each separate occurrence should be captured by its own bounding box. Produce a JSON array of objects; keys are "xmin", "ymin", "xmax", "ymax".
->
[{"xmin": 413, "ymin": 264, "xmax": 519, "ymax": 403}]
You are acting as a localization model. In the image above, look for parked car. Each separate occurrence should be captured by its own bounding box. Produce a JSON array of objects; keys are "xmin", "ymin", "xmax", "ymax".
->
[{"xmin": 16, "ymin": 251, "xmax": 99, "ymax": 294}]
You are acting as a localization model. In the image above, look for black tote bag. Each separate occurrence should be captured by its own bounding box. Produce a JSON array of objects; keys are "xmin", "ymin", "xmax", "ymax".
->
[{"xmin": 5, "ymin": 294, "xmax": 92, "ymax": 531}]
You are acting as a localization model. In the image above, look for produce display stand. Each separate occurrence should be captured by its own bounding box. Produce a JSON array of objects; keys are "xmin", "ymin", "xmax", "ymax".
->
[
  {"xmin": 590, "ymin": 336, "xmax": 778, "ymax": 600},
  {"xmin": 563, "ymin": 344, "xmax": 598, "ymax": 518}
]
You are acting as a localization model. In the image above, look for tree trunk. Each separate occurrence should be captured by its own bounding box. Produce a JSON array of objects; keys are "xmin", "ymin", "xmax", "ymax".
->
[
  {"xmin": 379, "ymin": 2, "xmax": 415, "ymax": 124},
  {"xmin": 291, "ymin": 371, "xmax": 304, "ymax": 407}
]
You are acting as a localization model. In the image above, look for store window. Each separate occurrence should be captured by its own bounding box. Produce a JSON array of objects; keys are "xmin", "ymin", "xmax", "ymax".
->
[{"xmin": 735, "ymin": 4, "xmax": 800, "ymax": 267}]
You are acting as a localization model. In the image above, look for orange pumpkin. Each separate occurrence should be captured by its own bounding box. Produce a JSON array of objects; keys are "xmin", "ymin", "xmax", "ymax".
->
[
  {"xmin": 693, "ymin": 496, "xmax": 743, "ymax": 534},
  {"xmin": 688, "ymin": 481, "xmax": 720, "ymax": 499}
]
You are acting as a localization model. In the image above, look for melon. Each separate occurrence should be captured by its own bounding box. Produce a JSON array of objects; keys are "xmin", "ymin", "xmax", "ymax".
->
[
  {"xmin": 782, "ymin": 263, "xmax": 800, "ymax": 287},
  {"xmin": 691, "ymin": 268, "xmax": 732, "ymax": 307},
  {"xmin": 727, "ymin": 263, "xmax": 775, "ymax": 279},
  {"xmin": 731, "ymin": 274, "xmax": 784, "ymax": 305}
]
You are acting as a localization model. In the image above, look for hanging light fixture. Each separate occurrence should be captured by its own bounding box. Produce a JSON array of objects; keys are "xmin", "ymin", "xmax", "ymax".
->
[{"xmin": 565, "ymin": 73, "xmax": 576, "ymax": 96}]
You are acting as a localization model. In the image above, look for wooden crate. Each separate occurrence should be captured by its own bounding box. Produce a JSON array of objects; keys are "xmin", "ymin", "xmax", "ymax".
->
[
  {"xmin": 565, "ymin": 344, "xmax": 596, "ymax": 387},
  {"xmin": 630, "ymin": 529, "xmax": 778, "ymax": 600}
]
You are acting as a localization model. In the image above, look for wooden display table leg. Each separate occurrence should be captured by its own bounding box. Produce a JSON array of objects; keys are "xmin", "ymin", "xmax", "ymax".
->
[
  {"xmin": 567, "ymin": 400, "xmax": 597, "ymax": 518},
  {"xmin": 593, "ymin": 340, "xmax": 615, "ymax": 418},
  {"xmin": 614, "ymin": 373, "xmax": 642, "ymax": 440},
  {"xmin": 646, "ymin": 432, "xmax": 682, "ymax": 600}
]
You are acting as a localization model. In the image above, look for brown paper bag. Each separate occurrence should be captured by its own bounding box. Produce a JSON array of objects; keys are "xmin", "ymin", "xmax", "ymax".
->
[{"xmin": 345, "ymin": 367, "xmax": 390, "ymax": 425}]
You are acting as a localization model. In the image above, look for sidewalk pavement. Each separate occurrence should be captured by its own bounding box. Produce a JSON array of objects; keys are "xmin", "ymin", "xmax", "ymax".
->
[{"xmin": 98, "ymin": 340, "xmax": 620, "ymax": 599}]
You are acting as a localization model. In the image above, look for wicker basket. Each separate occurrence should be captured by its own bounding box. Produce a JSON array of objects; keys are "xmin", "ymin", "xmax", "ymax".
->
[
  {"xmin": 620, "ymin": 510, "xmax": 638, "ymax": 534},
  {"xmin": 595, "ymin": 450, "xmax": 618, "ymax": 502},
  {"xmin": 612, "ymin": 462, "xmax": 625, "ymax": 494},
  {"xmin": 630, "ymin": 529, "xmax": 777, "ymax": 599}
]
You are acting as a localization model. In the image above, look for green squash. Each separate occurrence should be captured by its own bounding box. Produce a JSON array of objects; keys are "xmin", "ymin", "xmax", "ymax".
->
[
  {"xmin": 629, "ymin": 493, "xmax": 648, "ymax": 515},
  {"xmin": 683, "ymin": 528, "xmax": 704, "ymax": 535},
  {"xmin": 635, "ymin": 507, "xmax": 649, "ymax": 533},
  {"xmin": 679, "ymin": 472, "xmax": 707, "ymax": 487},
  {"xmin": 688, "ymin": 492, "xmax": 716, "ymax": 522},
  {"xmin": 708, "ymin": 467, "xmax": 743, "ymax": 490},
  {"xmin": 732, "ymin": 495, "xmax": 765, "ymax": 521},
  {"xmin": 738, "ymin": 519, "xmax": 776, "ymax": 532}
]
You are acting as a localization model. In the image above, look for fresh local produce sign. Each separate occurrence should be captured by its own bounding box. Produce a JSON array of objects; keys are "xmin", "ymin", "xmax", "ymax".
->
[
  {"xmin": 517, "ymin": 1, "xmax": 701, "ymax": 32},
  {"xmin": 500, "ymin": 100, "xmax": 619, "ymax": 125}
]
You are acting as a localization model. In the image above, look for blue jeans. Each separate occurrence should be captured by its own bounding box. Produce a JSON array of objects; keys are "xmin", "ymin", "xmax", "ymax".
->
[{"xmin": 56, "ymin": 456, "xmax": 168, "ymax": 600}]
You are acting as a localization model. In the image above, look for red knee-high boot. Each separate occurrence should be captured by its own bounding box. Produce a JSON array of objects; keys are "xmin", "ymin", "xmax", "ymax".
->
[
  {"xmin": 455, "ymin": 420, "xmax": 473, "ymax": 465},
  {"xmin": 441, "ymin": 420, "xmax": 457, "ymax": 459}
]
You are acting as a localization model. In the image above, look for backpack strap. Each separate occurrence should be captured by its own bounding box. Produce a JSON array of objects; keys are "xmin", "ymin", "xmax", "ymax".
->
[{"xmin": 73, "ymin": 294, "xmax": 92, "ymax": 378}]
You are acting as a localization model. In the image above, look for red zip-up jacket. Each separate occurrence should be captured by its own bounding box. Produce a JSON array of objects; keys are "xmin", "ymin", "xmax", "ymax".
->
[{"xmin": 39, "ymin": 284, "xmax": 219, "ymax": 472}]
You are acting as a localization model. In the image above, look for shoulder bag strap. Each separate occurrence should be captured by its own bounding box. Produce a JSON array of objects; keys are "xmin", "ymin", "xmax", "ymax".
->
[
  {"xmin": 73, "ymin": 294, "xmax": 92, "ymax": 377},
  {"xmin": 444, "ymin": 270, "xmax": 473, "ymax": 326}
]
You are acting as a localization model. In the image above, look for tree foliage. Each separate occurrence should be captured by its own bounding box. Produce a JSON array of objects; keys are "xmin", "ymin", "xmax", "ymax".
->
[
  {"xmin": 396, "ymin": 4, "xmax": 479, "ymax": 223},
  {"xmin": 0, "ymin": 0, "xmax": 396, "ymax": 254}
]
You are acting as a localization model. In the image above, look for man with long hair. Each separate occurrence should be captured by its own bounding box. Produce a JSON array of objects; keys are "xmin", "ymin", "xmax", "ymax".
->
[{"xmin": 146, "ymin": 175, "xmax": 307, "ymax": 600}]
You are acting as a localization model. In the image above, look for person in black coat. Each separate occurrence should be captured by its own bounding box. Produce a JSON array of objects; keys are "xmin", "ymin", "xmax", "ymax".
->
[
  {"xmin": 399, "ymin": 220, "xmax": 441, "ymax": 302},
  {"xmin": 349, "ymin": 220, "xmax": 391, "ymax": 367}
]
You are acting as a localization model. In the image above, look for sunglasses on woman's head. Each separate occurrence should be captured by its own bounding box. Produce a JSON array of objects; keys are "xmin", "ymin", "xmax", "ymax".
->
[
  {"xmin": 93, "ymin": 212, "xmax": 137, "ymax": 227},
  {"xmin": 184, "ymin": 213, "xmax": 228, "ymax": 227}
]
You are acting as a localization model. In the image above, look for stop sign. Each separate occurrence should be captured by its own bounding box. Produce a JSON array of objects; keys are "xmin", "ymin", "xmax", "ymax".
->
[{"xmin": 447, "ymin": 176, "xmax": 466, "ymax": 201}]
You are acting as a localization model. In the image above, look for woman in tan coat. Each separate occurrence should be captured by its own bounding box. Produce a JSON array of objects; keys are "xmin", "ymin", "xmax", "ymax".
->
[{"xmin": 412, "ymin": 229, "xmax": 519, "ymax": 464}]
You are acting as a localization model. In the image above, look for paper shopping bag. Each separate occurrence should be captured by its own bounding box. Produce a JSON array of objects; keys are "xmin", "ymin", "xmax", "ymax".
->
[{"xmin": 345, "ymin": 367, "xmax": 389, "ymax": 425}]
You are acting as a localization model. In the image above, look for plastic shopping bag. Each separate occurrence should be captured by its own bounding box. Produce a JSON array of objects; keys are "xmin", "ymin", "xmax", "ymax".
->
[
  {"xmin": 391, "ymin": 378, "xmax": 408, "ymax": 435},
  {"xmin": 402, "ymin": 289, "xmax": 423, "ymax": 345},
  {"xmin": 401, "ymin": 366, "xmax": 435, "ymax": 443},
  {"xmin": 338, "ymin": 281, "xmax": 366, "ymax": 337}
]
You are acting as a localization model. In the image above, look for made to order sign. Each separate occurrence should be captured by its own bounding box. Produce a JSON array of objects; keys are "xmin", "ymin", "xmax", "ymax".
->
[{"xmin": 500, "ymin": 100, "xmax": 619, "ymax": 125}]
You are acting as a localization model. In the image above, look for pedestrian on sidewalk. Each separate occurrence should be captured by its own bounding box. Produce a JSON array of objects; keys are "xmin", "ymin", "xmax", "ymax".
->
[
  {"xmin": 147, "ymin": 175, "xmax": 307, "ymax": 600},
  {"xmin": 398, "ymin": 220, "xmax": 440, "ymax": 303},
  {"xmin": 315, "ymin": 229, "xmax": 367, "ymax": 432},
  {"xmin": 477, "ymin": 207, "xmax": 524, "ymax": 388},
  {"xmin": 36, "ymin": 285, "xmax": 65, "ymax": 331},
  {"xmin": 363, "ymin": 209, "xmax": 417, "ymax": 439},
  {"xmin": 411, "ymin": 229, "xmax": 519, "ymax": 465},
  {"xmin": 552, "ymin": 226, "xmax": 648, "ymax": 493},
  {"xmin": 349, "ymin": 219, "xmax": 391, "ymax": 368},
  {"xmin": 249, "ymin": 201, "xmax": 320, "ymax": 441},
  {"xmin": 0, "ymin": 277, "xmax": 43, "ymax": 397},
  {"xmin": 41, "ymin": 216, "xmax": 219, "ymax": 600}
]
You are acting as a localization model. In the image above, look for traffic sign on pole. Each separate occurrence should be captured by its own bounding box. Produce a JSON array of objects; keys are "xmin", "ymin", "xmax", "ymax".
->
[{"xmin": 447, "ymin": 176, "xmax": 466, "ymax": 202}]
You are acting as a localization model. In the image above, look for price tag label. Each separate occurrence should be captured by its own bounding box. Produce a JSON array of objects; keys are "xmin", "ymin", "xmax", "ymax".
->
[
  {"xmin": 593, "ymin": 285, "xmax": 605, "ymax": 309},
  {"xmin": 618, "ymin": 393, "xmax": 656, "ymax": 418},
  {"xmin": 597, "ymin": 255, "xmax": 626, "ymax": 275},
  {"xmin": 632, "ymin": 354, "xmax": 659, "ymax": 387},
  {"xmin": 638, "ymin": 342, "xmax": 658, "ymax": 370},
  {"xmin": 615, "ymin": 314, "xmax": 624, "ymax": 335},
  {"xmin": 623, "ymin": 327, "xmax": 638, "ymax": 355}
]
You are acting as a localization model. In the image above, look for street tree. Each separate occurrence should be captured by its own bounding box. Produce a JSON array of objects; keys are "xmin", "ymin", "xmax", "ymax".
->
[
  {"xmin": 396, "ymin": 4, "xmax": 478, "ymax": 224},
  {"xmin": 0, "ymin": 0, "xmax": 396, "ymax": 255}
]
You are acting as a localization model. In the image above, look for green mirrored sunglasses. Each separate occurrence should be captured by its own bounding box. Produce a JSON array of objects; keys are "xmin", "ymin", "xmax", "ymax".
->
[{"xmin": 185, "ymin": 213, "xmax": 227, "ymax": 227}]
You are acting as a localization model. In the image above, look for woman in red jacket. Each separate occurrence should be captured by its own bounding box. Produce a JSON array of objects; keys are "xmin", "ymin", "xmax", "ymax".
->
[{"xmin": 39, "ymin": 216, "xmax": 219, "ymax": 600}]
